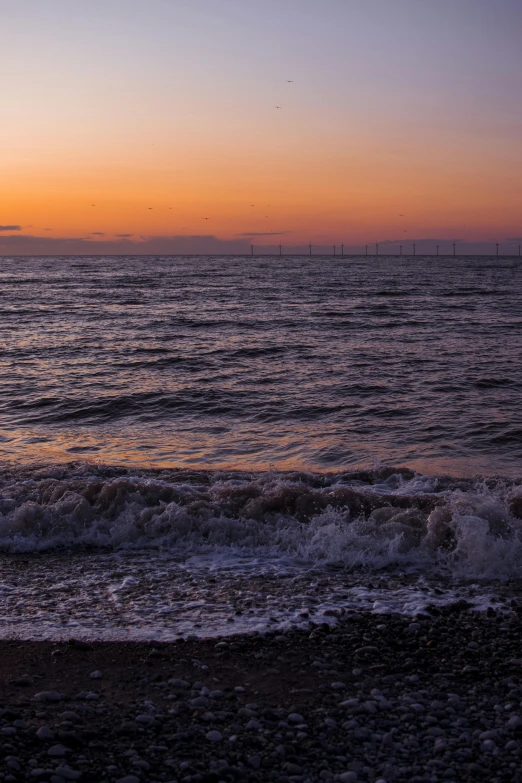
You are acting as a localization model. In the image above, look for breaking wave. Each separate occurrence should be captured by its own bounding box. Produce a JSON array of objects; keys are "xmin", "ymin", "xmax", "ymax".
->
[{"xmin": 1, "ymin": 462, "xmax": 521, "ymax": 578}]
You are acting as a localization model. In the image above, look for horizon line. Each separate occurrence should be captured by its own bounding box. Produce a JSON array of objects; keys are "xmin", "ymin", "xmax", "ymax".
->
[{"xmin": 1, "ymin": 252, "xmax": 521, "ymax": 259}]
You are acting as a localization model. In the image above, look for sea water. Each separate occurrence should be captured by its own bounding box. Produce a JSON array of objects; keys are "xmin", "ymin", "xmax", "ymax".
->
[{"xmin": 0, "ymin": 254, "xmax": 521, "ymax": 639}]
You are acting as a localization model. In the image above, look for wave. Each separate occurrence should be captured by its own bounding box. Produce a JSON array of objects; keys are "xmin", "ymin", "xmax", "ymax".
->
[
  {"xmin": 6, "ymin": 389, "xmax": 250, "ymax": 424},
  {"xmin": 0, "ymin": 462, "xmax": 521, "ymax": 578}
]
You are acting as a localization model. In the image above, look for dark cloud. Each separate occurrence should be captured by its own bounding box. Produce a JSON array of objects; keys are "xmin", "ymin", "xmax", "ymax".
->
[
  {"xmin": 378, "ymin": 238, "xmax": 463, "ymax": 245},
  {"xmin": 0, "ymin": 233, "xmax": 252, "ymax": 256},
  {"xmin": 90, "ymin": 231, "xmax": 104, "ymax": 236},
  {"xmin": 0, "ymin": 225, "xmax": 21, "ymax": 231},
  {"xmin": 236, "ymin": 231, "xmax": 290, "ymax": 237},
  {"xmin": 506, "ymin": 237, "xmax": 522, "ymax": 242},
  {"xmin": 116, "ymin": 233, "xmax": 133, "ymax": 238}
]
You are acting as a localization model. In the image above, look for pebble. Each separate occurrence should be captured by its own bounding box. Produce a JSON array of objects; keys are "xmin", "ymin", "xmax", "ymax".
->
[
  {"xmin": 36, "ymin": 727, "xmax": 54, "ymax": 740},
  {"xmin": 169, "ymin": 678, "xmax": 190, "ymax": 688},
  {"xmin": 190, "ymin": 696, "xmax": 209, "ymax": 708},
  {"xmin": 89, "ymin": 670, "xmax": 102, "ymax": 679},
  {"xmin": 133, "ymin": 759, "xmax": 150, "ymax": 770},
  {"xmin": 59, "ymin": 711, "xmax": 81, "ymax": 722},
  {"xmin": 54, "ymin": 769, "xmax": 82, "ymax": 781},
  {"xmin": 238, "ymin": 707, "xmax": 257, "ymax": 717},
  {"xmin": 340, "ymin": 699, "xmax": 359, "ymax": 710},
  {"xmin": 47, "ymin": 745, "xmax": 68, "ymax": 757},
  {"xmin": 135, "ymin": 714, "xmax": 155, "ymax": 724},
  {"xmin": 34, "ymin": 691, "xmax": 62, "ymax": 702},
  {"xmin": 205, "ymin": 730, "xmax": 223, "ymax": 742}
]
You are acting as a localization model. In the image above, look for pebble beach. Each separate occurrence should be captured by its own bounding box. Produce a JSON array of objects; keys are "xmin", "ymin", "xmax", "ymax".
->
[{"xmin": 2, "ymin": 605, "xmax": 522, "ymax": 783}]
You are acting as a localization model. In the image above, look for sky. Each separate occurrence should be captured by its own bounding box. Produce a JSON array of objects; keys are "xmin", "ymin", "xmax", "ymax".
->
[{"xmin": 1, "ymin": 0, "xmax": 521, "ymax": 255}]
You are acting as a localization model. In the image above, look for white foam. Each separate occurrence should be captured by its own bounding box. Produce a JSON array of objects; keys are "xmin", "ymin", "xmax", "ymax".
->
[
  {"xmin": 0, "ymin": 465, "xmax": 521, "ymax": 579},
  {"xmin": 0, "ymin": 550, "xmax": 513, "ymax": 642},
  {"xmin": 0, "ymin": 464, "xmax": 521, "ymax": 640}
]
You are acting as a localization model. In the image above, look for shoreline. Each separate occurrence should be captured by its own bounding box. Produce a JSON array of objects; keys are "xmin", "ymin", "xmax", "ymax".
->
[
  {"xmin": 1, "ymin": 457, "xmax": 520, "ymax": 482},
  {"xmin": 1, "ymin": 608, "xmax": 521, "ymax": 782}
]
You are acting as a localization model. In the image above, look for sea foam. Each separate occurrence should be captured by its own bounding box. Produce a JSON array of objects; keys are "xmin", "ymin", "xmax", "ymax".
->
[{"xmin": 0, "ymin": 462, "xmax": 520, "ymax": 579}]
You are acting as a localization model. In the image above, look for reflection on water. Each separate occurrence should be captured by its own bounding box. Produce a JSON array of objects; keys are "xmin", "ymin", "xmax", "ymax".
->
[{"xmin": 0, "ymin": 254, "xmax": 521, "ymax": 476}]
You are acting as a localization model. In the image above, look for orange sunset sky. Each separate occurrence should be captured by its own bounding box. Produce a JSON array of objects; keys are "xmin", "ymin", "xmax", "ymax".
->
[{"xmin": 1, "ymin": 0, "xmax": 521, "ymax": 255}]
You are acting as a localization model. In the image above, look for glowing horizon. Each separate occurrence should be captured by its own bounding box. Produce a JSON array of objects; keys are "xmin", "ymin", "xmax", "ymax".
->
[{"xmin": 1, "ymin": 0, "xmax": 521, "ymax": 254}]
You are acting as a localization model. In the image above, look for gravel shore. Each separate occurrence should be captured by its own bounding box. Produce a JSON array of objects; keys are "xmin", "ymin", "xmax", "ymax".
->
[{"xmin": 1, "ymin": 604, "xmax": 522, "ymax": 783}]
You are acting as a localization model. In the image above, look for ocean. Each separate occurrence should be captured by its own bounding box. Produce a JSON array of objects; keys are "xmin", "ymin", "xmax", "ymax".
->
[{"xmin": 0, "ymin": 253, "xmax": 521, "ymax": 640}]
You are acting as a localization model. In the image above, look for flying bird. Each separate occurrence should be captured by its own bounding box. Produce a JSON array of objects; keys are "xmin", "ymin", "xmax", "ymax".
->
[
  {"xmin": 287, "ymin": 80, "xmax": 293, "ymax": 83},
  {"xmin": 148, "ymin": 207, "xmax": 153, "ymax": 210},
  {"xmin": 275, "ymin": 106, "xmax": 282, "ymax": 109},
  {"xmin": 203, "ymin": 217, "xmax": 209, "ymax": 220}
]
